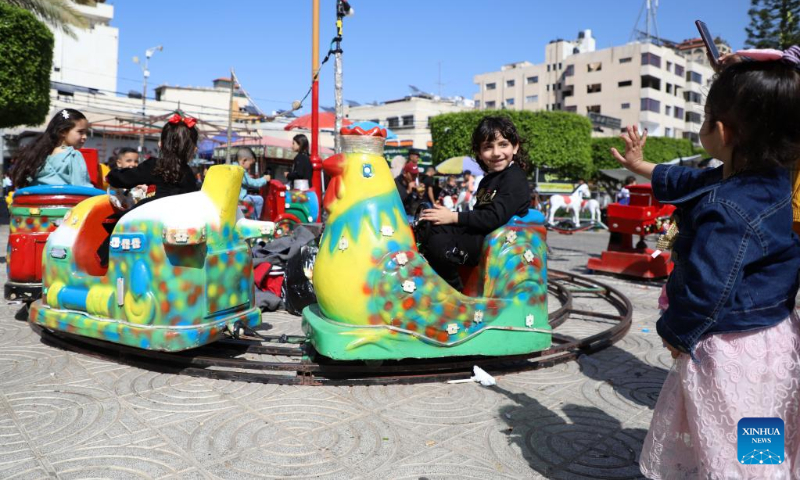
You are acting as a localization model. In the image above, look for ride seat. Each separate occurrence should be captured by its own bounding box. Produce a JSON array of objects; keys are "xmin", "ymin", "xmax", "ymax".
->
[
  {"xmin": 71, "ymin": 198, "xmax": 119, "ymax": 276},
  {"xmin": 460, "ymin": 209, "xmax": 546, "ymax": 296}
]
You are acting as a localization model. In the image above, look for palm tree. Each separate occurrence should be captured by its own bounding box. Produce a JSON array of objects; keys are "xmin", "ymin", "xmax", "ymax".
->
[{"xmin": 0, "ymin": 0, "xmax": 97, "ymax": 38}]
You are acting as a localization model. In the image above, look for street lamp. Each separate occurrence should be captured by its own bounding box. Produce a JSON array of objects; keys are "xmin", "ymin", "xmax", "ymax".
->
[{"xmin": 133, "ymin": 45, "xmax": 163, "ymax": 152}]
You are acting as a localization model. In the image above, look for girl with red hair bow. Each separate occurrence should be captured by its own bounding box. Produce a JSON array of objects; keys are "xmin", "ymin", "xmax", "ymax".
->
[{"xmin": 106, "ymin": 114, "xmax": 199, "ymax": 208}]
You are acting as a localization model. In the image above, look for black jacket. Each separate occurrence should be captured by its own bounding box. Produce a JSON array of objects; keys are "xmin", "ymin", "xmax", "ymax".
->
[
  {"xmin": 457, "ymin": 162, "xmax": 530, "ymax": 233},
  {"xmin": 287, "ymin": 152, "xmax": 312, "ymax": 182},
  {"xmin": 106, "ymin": 158, "xmax": 198, "ymax": 206},
  {"xmin": 395, "ymin": 175, "xmax": 425, "ymax": 216}
]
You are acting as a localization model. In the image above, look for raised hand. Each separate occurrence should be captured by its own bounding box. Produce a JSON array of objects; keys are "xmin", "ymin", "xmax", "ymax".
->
[{"xmin": 611, "ymin": 125, "xmax": 655, "ymax": 179}]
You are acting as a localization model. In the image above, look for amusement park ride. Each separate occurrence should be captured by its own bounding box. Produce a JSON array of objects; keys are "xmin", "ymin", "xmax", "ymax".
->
[{"xmin": 9, "ymin": 0, "xmax": 635, "ymax": 384}]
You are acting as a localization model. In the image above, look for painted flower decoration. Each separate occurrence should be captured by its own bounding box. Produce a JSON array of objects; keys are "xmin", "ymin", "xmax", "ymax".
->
[
  {"xmin": 402, "ymin": 280, "xmax": 416, "ymax": 293},
  {"xmin": 338, "ymin": 237, "xmax": 349, "ymax": 251},
  {"xmin": 121, "ymin": 238, "xmax": 131, "ymax": 251},
  {"xmin": 523, "ymin": 249, "xmax": 535, "ymax": 263},
  {"xmin": 381, "ymin": 226, "xmax": 394, "ymax": 237},
  {"xmin": 110, "ymin": 237, "xmax": 121, "ymax": 249},
  {"xmin": 447, "ymin": 323, "xmax": 459, "ymax": 335},
  {"xmin": 395, "ymin": 252, "xmax": 408, "ymax": 266},
  {"xmin": 474, "ymin": 310, "xmax": 484, "ymax": 324},
  {"xmin": 525, "ymin": 314, "xmax": 534, "ymax": 327},
  {"xmin": 506, "ymin": 231, "xmax": 517, "ymax": 244}
]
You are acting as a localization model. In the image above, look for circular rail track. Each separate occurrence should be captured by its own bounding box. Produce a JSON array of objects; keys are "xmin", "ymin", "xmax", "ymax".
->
[{"xmin": 29, "ymin": 269, "xmax": 632, "ymax": 386}]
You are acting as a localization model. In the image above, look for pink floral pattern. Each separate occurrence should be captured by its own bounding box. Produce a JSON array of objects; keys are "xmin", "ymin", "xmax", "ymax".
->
[{"xmin": 640, "ymin": 313, "xmax": 800, "ymax": 479}]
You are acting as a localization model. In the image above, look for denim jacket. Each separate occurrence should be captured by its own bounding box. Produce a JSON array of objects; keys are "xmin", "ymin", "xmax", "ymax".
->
[{"xmin": 652, "ymin": 163, "xmax": 800, "ymax": 355}]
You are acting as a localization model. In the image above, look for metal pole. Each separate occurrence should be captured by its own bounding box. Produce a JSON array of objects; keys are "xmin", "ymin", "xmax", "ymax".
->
[
  {"xmin": 0, "ymin": 128, "xmax": 5, "ymax": 188},
  {"xmin": 226, "ymin": 68, "xmax": 235, "ymax": 164},
  {"xmin": 309, "ymin": 0, "xmax": 323, "ymax": 204},
  {"xmin": 333, "ymin": 1, "xmax": 345, "ymax": 154},
  {"xmin": 139, "ymin": 59, "xmax": 147, "ymax": 152}
]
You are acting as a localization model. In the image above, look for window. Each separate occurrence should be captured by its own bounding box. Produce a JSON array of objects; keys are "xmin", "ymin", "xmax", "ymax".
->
[
  {"xmin": 619, "ymin": 57, "xmax": 632, "ymax": 63},
  {"xmin": 684, "ymin": 91, "xmax": 702, "ymax": 103},
  {"xmin": 641, "ymin": 98, "xmax": 660, "ymax": 113},
  {"xmin": 562, "ymin": 85, "xmax": 574, "ymax": 97},
  {"xmin": 687, "ymin": 71, "xmax": 703, "ymax": 84},
  {"xmin": 674, "ymin": 107, "xmax": 684, "ymax": 119},
  {"xmin": 505, "ymin": 98, "xmax": 515, "ymax": 106},
  {"xmin": 387, "ymin": 117, "xmax": 399, "ymax": 128},
  {"xmin": 556, "ymin": 83, "xmax": 561, "ymax": 90},
  {"xmin": 564, "ymin": 65, "xmax": 574, "ymax": 77},
  {"xmin": 547, "ymin": 64, "xmax": 551, "ymax": 72},
  {"xmin": 546, "ymin": 84, "xmax": 550, "ymax": 91},
  {"xmin": 618, "ymin": 80, "xmax": 633, "ymax": 87},
  {"xmin": 588, "ymin": 62, "xmax": 602, "ymax": 72},
  {"xmin": 485, "ymin": 101, "xmax": 496, "ymax": 109},
  {"xmin": 587, "ymin": 83, "xmax": 602, "ymax": 93},
  {"xmin": 552, "ymin": 64, "xmax": 557, "ymax": 71},
  {"xmin": 558, "ymin": 62, "xmax": 562, "ymax": 70},
  {"xmin": 665, "ymin": 127, "xmax": 672, "ymax": 137},
  {"xmin": 402, "ymin": 115, "xmax": 414, "ymax": 126},
  {"xmin": 552, "ymin": 103, "xmax": 558, "ymax": 110},
  {"xmin": 665, "ymin": 105, "xmax": 672, "ymax": 115},
  {"xmin": 525, "ymin": 95, "xmax": 538, "ymax": 103},
  {"xmin": 621, "ymin": 102, "xmax": 631, "ymax": 109},
  {"xmin": 686, "ymin": 111, "xmax": 702, "ymax": 123},
  {"xmin": 475, "ymin": 100, "xmax": 480, "ymax": 108},
  {"xmin": 666, "ymin": 83, "xmax": 672, "ymax": 94},
  {"xmin": 641, "ymin": 75, "xmax": 661, "ymax": 90},
  {"xmin": 506, "ymin": 79, "xmax": 515, "ymax": 87},
  {"xmin": 486, "ymin": 82, "xmax": 496, "ymax": 91},
  {"xmin": 587, "ymin": 105, "xmax": 601, "ymax": 113},
  {"xmin": 683, "ymin": 131, "xmax": 700, "ymax": 143},
  {"xmin": 526, "ymin": 75, "xmax": 538, "ymax": 84},
  {"xmin": 675, "ymin": 64, "xmax": 685, "ymax": 76},
  {"xmin": 565, "ymin": 105, "xmax": 577, "ymax": 112},
  {"xmin": 368, "ymin": 118, "xmax": 379, "ymax": 124},
  {"xmin": 666, "ymin": 61, "xmax": 673, "ymax": 72},
  {"xmin": 642, "ymin": 52, "xmax": 661, "ymax": 68}
]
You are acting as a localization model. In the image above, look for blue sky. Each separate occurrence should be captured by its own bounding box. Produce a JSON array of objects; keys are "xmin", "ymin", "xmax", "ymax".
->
[{"xmin": 112, "ymin": 0, "xmax": 751, "ymax": 115}]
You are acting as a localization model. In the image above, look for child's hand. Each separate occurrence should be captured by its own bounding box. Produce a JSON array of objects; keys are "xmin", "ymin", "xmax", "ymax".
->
[
  {"xmin": 662, "ymin": 339, "xmax": 682, "ymax": 359},
  {"xmin": 419, "ymin": 204, "xmax": 457, "ymax": 225},
  {"xmin": 611, "ymin": 125, "xmax": 647, "ymax": 170},
  {"xmin": 611, "ymin": 126, "xmax": 655, "ymax": 179}
]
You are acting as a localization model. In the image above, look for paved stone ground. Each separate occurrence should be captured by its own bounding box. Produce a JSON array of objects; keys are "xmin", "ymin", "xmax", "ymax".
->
[{"xmin": 0, "ymin": 227, "xmax": 672, "ymax": 479}]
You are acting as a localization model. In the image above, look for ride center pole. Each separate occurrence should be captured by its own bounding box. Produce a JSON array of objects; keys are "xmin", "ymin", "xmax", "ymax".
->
[
  {"xmin": 226, "ymin": 68, "xmax": 235, "ymax": 164},
  {"xmin": 310, "ymin": 0, "xmax": 323, "ymax": 206}
]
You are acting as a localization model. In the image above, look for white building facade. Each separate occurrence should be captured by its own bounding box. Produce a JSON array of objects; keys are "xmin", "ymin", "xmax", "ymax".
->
[
  {"xmin": 473, "ymin": 30, "xmax": 715, "ymax": 143},
  {"xmin": 50, "ymin": 0, "xmax": 119, "ymax": 93},
  {"xmin": 346, "ymin": 95, "xmax": 473, "ymax": 150}
]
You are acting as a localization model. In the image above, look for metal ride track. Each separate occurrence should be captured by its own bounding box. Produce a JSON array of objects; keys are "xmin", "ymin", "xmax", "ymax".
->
[{"xmin": 29, "ymin": 269, "xmax": 632, "ymax": 386}]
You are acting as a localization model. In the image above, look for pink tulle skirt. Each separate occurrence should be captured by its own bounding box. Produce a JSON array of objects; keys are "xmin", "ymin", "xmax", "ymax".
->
[{"xmin": 640, "ymin": 313, "xmax": 800, "ymax": 479}]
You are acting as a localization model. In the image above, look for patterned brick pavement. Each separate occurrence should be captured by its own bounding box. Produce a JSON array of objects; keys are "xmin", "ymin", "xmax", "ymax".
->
[{"xmin": 0, "ymin": 228, "xmax": 670, "ymax": 479}]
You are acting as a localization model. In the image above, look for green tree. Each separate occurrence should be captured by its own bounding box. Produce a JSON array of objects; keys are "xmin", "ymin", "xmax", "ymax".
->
[
  {"xmin": 746, "ymin": 0, "xmax": 800, "ymax": 50},
  {"xmin": 429, "ymin": 110, "xmax": 593, "ymax": 179},
  {"xmin": 0, "ymin": 2, "xmax": 54, "ymax": 128},
  {"xmin": 590, "ymin": 136, "xmax": 702, "ymax": 175},
  {"xmin": 1, "ymin": 0, "xmax": 96, "ymax": 38}
]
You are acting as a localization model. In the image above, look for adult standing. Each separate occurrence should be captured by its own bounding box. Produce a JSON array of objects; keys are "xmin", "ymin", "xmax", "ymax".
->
[{"xmin": 287, "ymin": 134, "xmax": 312, "ymax": 188}]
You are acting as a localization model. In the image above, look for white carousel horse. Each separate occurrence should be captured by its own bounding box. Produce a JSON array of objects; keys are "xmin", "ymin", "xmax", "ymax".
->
[
  {"xmin": 547, "ymin": 183, "xmax": 591, "ymax": 227},
  {"xmin": 581, "ymin": 198, "xmax": 602, "ymax": 223}
]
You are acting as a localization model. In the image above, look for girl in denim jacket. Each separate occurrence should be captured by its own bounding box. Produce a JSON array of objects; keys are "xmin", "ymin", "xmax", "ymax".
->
[{"xmin": 613, "ymin": 52, "xmax": 800, "ymax": 479}]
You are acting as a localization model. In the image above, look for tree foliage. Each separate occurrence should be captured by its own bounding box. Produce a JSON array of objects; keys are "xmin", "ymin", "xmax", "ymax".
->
[
  {"xmin": 746, "ymin": 0, "xmax": 800, "ymax": 49},
  {"xmin": 0, "ymin": 2, "xmax": 54, "ymax": 128},
  {"xmin": 429, "ymin": 110, "xmax": 593, "ymax": 178},
  {"xmin": 1, "ymin": 0, "xmax": 96, "ymax": 38}
]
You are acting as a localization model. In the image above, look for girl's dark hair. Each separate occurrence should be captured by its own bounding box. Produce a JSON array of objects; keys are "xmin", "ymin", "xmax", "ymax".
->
[
  {"xmin": 470, "ymin": 116, "xmax": 531, "ymax": 173},
  {"xmin": 12, "ymin": 108, "xmax": 87, "ymax": 188},
  {"xmin": 154, "ymin": 120, "xmax": 198, "ymax": 184},
  {"xmin": 293, "ymin": 134, "xmax": 309, "ymax": 154},
  {"xmin": 705, "ymin": 60, "xmax": 800, "ymax": 172}
]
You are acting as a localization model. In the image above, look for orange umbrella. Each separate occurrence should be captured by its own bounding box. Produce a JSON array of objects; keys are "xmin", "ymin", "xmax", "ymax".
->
[{"xmin": 284, "ymin": 112, "xmax": 352, "ymax": 131}]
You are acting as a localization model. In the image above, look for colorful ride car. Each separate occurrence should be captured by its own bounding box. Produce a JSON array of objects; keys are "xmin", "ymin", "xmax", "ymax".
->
[
  {"xmin": 6, "ymin": 185, "xmax": 105, "ymax": 301},
  {"xmin": 302, "ymin": 131, "xmax": 551, "ymax": 361},
  {"xmin": 28, "ymin": 165, "xmax": 276, "ymax": 351}
]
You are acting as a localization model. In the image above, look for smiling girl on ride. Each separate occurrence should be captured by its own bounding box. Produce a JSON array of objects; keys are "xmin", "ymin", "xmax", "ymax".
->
[
  {"xmin": 106, "ymin": 113, "xmax": 199, "ymax": 208},
  {"xmin": 11, "ymin": 108, "xmax": 93, "ymax": 188},
  {"xmin": 612, "ymin": 52, "xmax": 800, "ymax": 478},
  {"xmin": 419, "ymin": 116, "xmax": 531, "ymax": 290}
]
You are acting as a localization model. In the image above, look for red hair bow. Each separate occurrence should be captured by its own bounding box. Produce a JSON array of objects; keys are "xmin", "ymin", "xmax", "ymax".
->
[{"xmin": 167, "ymin": 113, "xmax": 197, "ymax": 129}]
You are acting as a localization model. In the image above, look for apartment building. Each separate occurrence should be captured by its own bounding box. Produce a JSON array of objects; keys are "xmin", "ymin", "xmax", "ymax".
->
[{"xmin": 473, "ymin": 30, "xmax": 716, "ymax": 143}]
